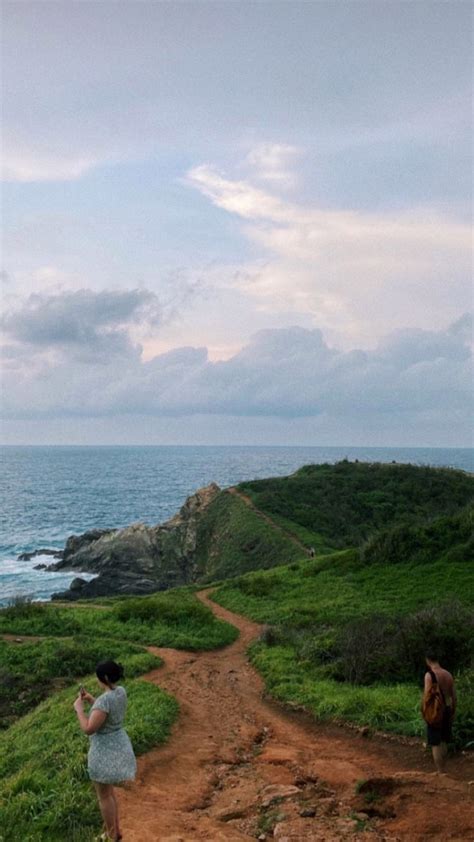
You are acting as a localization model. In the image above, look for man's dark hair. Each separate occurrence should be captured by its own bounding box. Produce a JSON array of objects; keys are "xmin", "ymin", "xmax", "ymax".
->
[
  {"xmin": 96, "ymin": 660, "xmax": 124, "ymax": 685},
  {"xmin": 425, "ymin": 649, "xmax": 439, "ymax": 663}
]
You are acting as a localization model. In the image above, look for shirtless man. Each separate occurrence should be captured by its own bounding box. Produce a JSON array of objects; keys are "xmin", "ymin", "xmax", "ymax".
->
[{"xmin": 424, "ymin": 651, "xmax": 456, "ymax": 773}]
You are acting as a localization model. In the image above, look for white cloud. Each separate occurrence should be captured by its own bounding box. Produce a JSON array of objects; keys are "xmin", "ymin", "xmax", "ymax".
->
[
  {"xmin": 186, "ymin": 160, "xmax": 471, "ymax": 346},
  {"xmin": 1, "ymin": 291, "xmax": 471, "ymax": 449},
  {"xmin": 245, "ymin": 142, "xmax": 302, "ymax": 188},
  {"xmin": 2, "ymin": 149, "xmax": 101, "ymax": 183}
]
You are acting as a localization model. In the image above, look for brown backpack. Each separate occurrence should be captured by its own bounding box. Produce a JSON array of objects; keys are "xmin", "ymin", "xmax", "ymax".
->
[{"xmin": 421, "ymin": 668, "xmax": 445, "ymax": 727}]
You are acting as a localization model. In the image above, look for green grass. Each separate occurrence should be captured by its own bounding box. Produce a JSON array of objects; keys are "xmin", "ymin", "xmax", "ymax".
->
[
  {"xmin": 249, "ymin": 643, "xmax": 474, "ymax": 748},
  {"xmin": 250, "ymin": 642, "xmax": 423, "ymax": 735},
  {"xmin": 0, "ymin": 678, "xmax": 178, "ymax": 841},
  {"xmin": 252, "ymin": 509, "xmax": 330, "ymax": 553},
  {"xmin": 360, "ymin": 504, "xmax": 474, "ymax": 566},
  {"xmin": 0, "ymin": 636, "xmax": 162, "ymax": 729},
  {"xmin": 0, "ymin": 588, "xmax": 237, "ymax": 838},
  {"xmin": 213, "ymin": 549, "xmax": 474, "ymax": 626},
  {"xmin": 0, "ymin": 590, "xmax": 238, "ymax": 651},
  {"xmin": 194, "ymin": 490, "xmax": 301, "ymax": 579},
  {"xmin": 212, "ymin": 519, "xmax": 474, "ymax": 746},
  {"xmin": 238, "ymin": 461, "xmax": 474, "ymax": 550}
]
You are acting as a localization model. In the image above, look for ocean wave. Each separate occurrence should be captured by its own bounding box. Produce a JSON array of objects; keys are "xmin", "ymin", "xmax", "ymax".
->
[{"xmin": 0, "ymin": 554, "xmax": 97, "ymax": 605}]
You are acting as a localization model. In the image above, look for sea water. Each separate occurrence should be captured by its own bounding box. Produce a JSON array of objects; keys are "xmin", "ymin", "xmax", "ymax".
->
[{"xmin": 1, "ymin": 445, "xmax": 472, "ymax": 604}]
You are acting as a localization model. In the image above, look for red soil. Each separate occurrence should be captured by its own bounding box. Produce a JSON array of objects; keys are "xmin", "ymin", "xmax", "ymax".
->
[{"xmin": 119, "ymin": 591, "xmax": 474, "ymax": 841}]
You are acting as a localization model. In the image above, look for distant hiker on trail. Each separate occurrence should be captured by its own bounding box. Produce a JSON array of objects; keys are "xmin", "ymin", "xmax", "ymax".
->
[
  {"xmin": 74, "ymin": 660, "xmax": 136, "ymax": 841},
  {"xmin": 421, "ymin": 651, "xmax": 456, "ymax": 774},
  {"xmin": 309, "ymin": 546, "xmax": 315, "ymax": 558}
]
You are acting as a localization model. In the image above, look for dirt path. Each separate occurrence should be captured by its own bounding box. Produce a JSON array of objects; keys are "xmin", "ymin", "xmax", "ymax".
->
[
  {"xmin": 119, "ymin": 592, "xmax": 474, "ymax": 842},
  {"xmin": 227, "ymin": 487, "xmax": 310, "ymax": 555}
]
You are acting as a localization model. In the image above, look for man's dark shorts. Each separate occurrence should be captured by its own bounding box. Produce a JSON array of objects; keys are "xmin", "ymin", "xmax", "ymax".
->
[{"xmin": 427, "ymin": 706, "xmax": 452, "ymax": 746}]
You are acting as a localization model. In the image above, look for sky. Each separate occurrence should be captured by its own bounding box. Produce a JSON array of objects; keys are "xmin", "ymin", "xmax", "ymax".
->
[{"xmin": 1, "ymin": 0, "xmax": 472, "ymax": 446}]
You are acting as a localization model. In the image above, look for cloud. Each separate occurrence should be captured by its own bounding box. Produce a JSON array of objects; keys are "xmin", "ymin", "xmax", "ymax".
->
[
  {"xmin": 245, "ymin": 143, "xmax": 302, "ymax": 188},
  {"xmin": 185, "ymin": 160, "xmax": 471, "ymax": 345},
  {"xmin": 2, "ymin": 150, "xmax": 101, "ymax": 183},
  {"xmin": 1, "ymin": 288, "xmax": 161, "ymax": 362},
  {"xmin": 1, "ymin": 293, "xmax": 471, "ymax": 446}
]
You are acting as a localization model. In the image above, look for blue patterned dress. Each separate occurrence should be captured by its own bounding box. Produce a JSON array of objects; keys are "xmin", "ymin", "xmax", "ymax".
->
[{"xmin": 87, "ymin": 686, "xmax": 136, "ymax": 784}]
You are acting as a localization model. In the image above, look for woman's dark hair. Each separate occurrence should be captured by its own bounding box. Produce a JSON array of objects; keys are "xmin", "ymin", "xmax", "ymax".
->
[{"xmin": 96, "ymin": 660, "xmax": 124, "ymax": 686}]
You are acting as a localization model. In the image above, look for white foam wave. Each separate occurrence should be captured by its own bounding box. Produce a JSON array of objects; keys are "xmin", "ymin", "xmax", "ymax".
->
[{"xmin": 0, "ymin": 554, "xmax": 97, "ymax": 605}]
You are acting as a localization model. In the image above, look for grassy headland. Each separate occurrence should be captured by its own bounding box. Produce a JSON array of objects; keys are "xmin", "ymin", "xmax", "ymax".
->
[
  {"xmin": 213, "ymin": 465, "xmax": 473, "ymax": 746},
  {"xmin": 194, "ymin": 489, "xmax": 302, "ymax": 579},
  {"xmin": 1, "ymin": 461, "xmax": 472, "ymax": 839},
  {"xmin": 237, "ymin": 460, "xmax": 473, "ymax": 550}
]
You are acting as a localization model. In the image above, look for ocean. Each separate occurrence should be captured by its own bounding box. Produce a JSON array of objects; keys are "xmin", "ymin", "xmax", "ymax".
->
[{"xmin": 1, "ymin": 445, "xmax": 472, "ymax": 605}]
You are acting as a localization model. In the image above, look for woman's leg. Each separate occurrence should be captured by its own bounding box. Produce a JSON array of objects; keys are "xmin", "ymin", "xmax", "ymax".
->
[
  {"xmin": 93, "ymin": 782, "xmax": 118, "ymax": 839},
  {"xmin": 110, "ymin": 787, "xmax": 122, "ymax": 839}
]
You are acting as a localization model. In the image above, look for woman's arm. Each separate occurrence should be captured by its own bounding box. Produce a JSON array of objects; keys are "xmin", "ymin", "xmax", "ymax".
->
[{"xmin": 74, "ymin": 696, "xmax": 107, "ymax": 735}]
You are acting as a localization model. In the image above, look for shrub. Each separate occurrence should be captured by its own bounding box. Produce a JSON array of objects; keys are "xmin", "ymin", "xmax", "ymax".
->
[
  {"xmin": 236, "ymin": 572, "xmax": 281, "ymax": 597},
  {"xmin": 452, "ymin": 670, "xmax": 474, "ymax": 749},
  {"xmin": 335, "ymin": 600, "xmax": 474, "ymax": 685},
  {"xmin": 239, "ymin": 462, "xmax": 474, "ymax": 552},
  {"xmin": 114, "ymin": 593, "xmax": 211, "ymax": 625},
  {"xmin": 0, "ymin": 637, "xmax": 162, "ymax": 728},
  {"xmin": 336, "ymin": 615, "xmax": 405, "ymax": 685},
  {"xmin": 2, "ymin": 596, "xmax": 46, "ymax": 620},
  {"xmin": 360, "ymin": 506, "xmax": 474, "ymax": 567}
]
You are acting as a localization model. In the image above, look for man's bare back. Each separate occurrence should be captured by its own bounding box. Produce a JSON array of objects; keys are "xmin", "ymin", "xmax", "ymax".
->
[{"xmin": 424, "ymin": 656, "xmax": 457, "ymax": 773}]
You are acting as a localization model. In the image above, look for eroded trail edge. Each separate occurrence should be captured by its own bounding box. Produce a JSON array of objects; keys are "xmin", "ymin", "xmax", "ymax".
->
[{"xmin": 119, "ymin": 590, "xmax": 473, "ymax": 842}]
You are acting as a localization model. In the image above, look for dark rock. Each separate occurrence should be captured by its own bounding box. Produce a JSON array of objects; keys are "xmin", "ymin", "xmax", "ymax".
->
[
  {"xmin": 300, "ymin": 808, "xmax": 316, "ymax": 818},
  {"xmin": 51, "ymin": 529, "xmax": 116, "ymax": 570},
  {"xmin": 51, "ymin": 571, "xmax": 160, "ymax": 601},
  {"xmin": 18, "ymin": 548, "xmax": 63, "ymax": 562},
  {"xmin": 70, "ymin": 577, "xmax": 88, "ymax": 591},
  {"xmin": 50, "ymin": 483, "xmax": 221, "ymax": 599}
]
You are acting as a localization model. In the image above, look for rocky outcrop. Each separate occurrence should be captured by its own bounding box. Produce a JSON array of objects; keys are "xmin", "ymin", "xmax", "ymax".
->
[
  {"xmin": 18, "ymin": 548, "xmax": 63, "ymax": 562},
  {"xmin": 49, "ymin": 483, "xmax": 221, "ymax": 600}
]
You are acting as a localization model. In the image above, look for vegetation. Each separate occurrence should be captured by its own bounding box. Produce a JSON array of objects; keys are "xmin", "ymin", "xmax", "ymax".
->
[
  {"xmin": 0, "ymin": 590, "xmax": 238, "ymax": 651},
  {"xmin": 213, "ymin": 497, "xmax": 474, "ymax": 747},
  {"xmin": 0, "ymin": 588, "xmax": 235, "ymax": 839},
  {"xmin": 238, "ymin": 461, "xmax": 473, "ymax": 550},
  {"xmin": 0, "ymin": 636, "xmax": 161, "ymax": 729},
  {"xmin": 360, "ymin": 504, "xmax": 474, "ymax": 566},
  {"xmin": 1, "ymin": 461, "xmax": 472, "ymax": 838},
  {"xmin": 195, "ymin": 490, "xmax": 301, "ymax": 579},
  {"xmin": 0, "ymin": 679, "xmax": 178, "ymax": 841}
]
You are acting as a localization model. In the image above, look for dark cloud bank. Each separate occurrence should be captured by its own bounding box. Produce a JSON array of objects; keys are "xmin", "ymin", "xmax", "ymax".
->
[{"xmin": 1, "ymin": 290, "xmax": 472, "ymax": 442}]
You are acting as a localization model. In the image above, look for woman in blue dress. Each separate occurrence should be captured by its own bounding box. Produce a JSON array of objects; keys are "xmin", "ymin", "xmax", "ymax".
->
[{"xmin": 74, "ymin": 660, "xmax": 136, "ymax": 841}]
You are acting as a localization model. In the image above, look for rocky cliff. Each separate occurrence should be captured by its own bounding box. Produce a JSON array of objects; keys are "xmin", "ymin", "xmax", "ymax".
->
[{"xmin": 49, "ymin": 483, "xmax": 221, "ymax": 600}]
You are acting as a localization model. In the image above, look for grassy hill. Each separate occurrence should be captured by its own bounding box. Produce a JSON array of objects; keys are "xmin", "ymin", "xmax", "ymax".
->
[
  {"xmin": 194, "ymin": 489, "xmax": 302, "ymax": 579},
  {"xmin": 213, "ymin": 501, "xmax": 474, "ymax": 747},
  {"xmin": 1, "ymin": 461, "xmax": 472, "ymax": 838},
  {"xmin": 237, "ymin": 460, "xmax": 474, "ymax": 551}
]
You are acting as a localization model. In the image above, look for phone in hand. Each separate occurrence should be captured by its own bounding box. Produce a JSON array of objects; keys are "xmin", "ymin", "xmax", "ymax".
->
[{"xmin": 79, "ymin": 684, "xmax": 86, "ymax": 697}]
